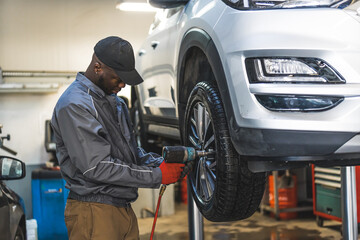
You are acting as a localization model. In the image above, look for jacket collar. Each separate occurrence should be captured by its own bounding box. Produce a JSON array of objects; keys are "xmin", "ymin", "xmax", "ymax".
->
[{"xmin": 76, "ymin": 72, "xmax": 105, "ymax": 98}]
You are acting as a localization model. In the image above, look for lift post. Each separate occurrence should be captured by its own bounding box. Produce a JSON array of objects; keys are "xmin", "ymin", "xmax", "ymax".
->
[
  {"xmin": 341, "ymin": 166, "xmax": 358, "ymax": 240},
  {"xmin": 188, "ymin": 178, "xmax": 204, "ymax": 240}
]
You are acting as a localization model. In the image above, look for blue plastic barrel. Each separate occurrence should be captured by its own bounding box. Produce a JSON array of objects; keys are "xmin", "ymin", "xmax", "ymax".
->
[{"xmin": 32, "ymin": 168, "xmax": 69, "ymax": 240}]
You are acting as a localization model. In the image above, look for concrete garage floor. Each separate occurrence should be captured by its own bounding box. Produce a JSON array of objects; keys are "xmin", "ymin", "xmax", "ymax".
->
[{"xmin": 138, "ymin": 204, "xmax": 344, "ymax": 240}]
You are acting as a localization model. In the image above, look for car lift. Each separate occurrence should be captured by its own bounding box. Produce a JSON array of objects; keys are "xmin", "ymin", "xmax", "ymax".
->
[
  {"xmin": 188, "ymin": 184, "xmax": 204, "ymax": 240},
  {"xmin": 187, "ymin": 167, "xmax": 359, "ymax": 240},
  {"xmin": 341, "ymin": 166, "xmax": 358, "ymax": 240}
]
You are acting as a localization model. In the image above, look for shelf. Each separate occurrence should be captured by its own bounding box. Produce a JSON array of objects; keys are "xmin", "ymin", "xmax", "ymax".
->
[
  {"xmin": 0, "ymin": 83, "xmax": 59, "ymax": 93},
  {"xmin": 0, "ymin": 69, "xmax": 75, "ymax": 93}
]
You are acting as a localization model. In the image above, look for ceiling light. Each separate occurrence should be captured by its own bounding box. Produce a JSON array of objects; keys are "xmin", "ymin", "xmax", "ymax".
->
[{"xmin": 116, "ymin": 2, "xmax": 157, "ymax": 12}]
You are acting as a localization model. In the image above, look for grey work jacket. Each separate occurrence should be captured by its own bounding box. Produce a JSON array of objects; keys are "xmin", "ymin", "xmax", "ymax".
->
[{"xmin": 51, "ymin": 73, "xmax": 162, "ymax": 207}]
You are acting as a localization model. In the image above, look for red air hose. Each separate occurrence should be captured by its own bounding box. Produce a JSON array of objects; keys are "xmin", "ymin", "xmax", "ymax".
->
[{"xmin": 150, "ymin": 184, "xmax": 167, "ymax": 240}]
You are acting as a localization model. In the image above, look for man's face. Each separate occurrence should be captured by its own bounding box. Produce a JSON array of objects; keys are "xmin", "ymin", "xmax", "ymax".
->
[{"xmin": 97, "ymin": 65, "xmax": 126, "ymax": 95}]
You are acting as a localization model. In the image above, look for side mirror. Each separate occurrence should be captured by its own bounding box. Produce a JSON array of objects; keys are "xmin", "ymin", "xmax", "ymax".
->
[
  {"xmin": 149, "ymin": 0, "xmax": 189, "ymax": 8},
  {"xmin": 0, "ymin": 156, "xmax": 26, "ymax": 180}
]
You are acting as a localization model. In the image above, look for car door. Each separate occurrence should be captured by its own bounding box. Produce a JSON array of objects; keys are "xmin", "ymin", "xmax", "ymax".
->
[
  {"xmin": 137, "ymin": 7, "xmax": 184, "ymax": 126},
  {"xmin": 0, "ymin": 183, "xmax": 11, "ymax": 240}
]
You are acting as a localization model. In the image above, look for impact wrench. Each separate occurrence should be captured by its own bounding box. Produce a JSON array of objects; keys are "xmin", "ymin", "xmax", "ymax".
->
[{"xmin": 150, "ymin": 146, "xmax": 215, "ymax": 240}]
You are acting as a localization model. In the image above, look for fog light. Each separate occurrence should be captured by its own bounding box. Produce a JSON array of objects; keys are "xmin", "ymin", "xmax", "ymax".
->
[
  {"xmin": 246, "ymin": 57, "xmax": 345, "ymax": 83},
  {"xmin": 255, "ymin": 95, "xmax": 343, "ymax": 112}
]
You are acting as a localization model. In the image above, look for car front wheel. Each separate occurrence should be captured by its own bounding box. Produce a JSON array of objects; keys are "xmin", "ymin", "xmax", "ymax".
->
[{"xmin": 184, "ymin": 81, "xmax": 266, "ymax": 222}]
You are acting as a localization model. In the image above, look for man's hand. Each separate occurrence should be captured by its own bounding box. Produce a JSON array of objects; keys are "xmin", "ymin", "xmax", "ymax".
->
[
  {"xmin": 180, "ymin": 161, "xmax": 194, "ymax": 178},
  {"xmin": 159, "ymin": 161, "xmax": 184, "ymax": 185}
]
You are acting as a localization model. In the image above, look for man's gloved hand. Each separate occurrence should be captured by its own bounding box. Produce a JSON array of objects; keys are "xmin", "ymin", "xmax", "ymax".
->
[
  {"xmin": 180, "ymin": 161, "xmax": 194, "ymax": 178},
  {"xmin": 159, "ymin": 161, "xmax": 185, "ymax": 185}
]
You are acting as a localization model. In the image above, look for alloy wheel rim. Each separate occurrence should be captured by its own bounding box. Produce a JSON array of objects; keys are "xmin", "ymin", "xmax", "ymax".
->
[{"xmin": 188, "ymin": 102, "xmax": 216, "ymax": 202}]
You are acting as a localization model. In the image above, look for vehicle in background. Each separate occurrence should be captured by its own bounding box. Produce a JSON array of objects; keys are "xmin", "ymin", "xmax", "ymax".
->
[
  {"xmin": 0, "ymin": 156, "xmax": 26, "ymax": 240},
  {"xmin": 132, "ymin": 0, "xmax": 360, "ymax": 221},
  {"xmin": 1, "ymin": 124, "xmax": 26, "ymax": 240}
]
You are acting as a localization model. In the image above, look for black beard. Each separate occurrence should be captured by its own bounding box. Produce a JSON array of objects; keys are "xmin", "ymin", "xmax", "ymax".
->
[{"xmin": 97, "ymin": 76, "xmax": 110, "ymax": 95}]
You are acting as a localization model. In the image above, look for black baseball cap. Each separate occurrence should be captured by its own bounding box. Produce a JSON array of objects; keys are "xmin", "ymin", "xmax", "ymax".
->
[{"xmin": 94, "ymin": 36, "xmax": 143, "ymax": 86}]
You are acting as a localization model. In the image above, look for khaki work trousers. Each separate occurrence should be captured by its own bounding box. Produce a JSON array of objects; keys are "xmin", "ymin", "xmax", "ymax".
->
[{"xmin": 64, "ymin": 199, "xmax": 139, "ymax": 240}]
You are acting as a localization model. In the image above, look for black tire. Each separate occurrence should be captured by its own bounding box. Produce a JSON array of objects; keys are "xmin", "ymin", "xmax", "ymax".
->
[
  {"xmin": 130, "ymin": 100, "xmax": 149, "ymax": 150},
  {"xmin": 14, "ymin": 226, "xmax": 25, "ymax": 240},
  {"xmin": 184, "ymin": 81, "xmax": 266, "ymax": 222}
]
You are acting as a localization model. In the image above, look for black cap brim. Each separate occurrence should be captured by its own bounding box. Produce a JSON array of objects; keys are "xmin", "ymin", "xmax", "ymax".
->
[{"xmin": 114, "ymin": 69, "xmax": 144, "ymax": 86}]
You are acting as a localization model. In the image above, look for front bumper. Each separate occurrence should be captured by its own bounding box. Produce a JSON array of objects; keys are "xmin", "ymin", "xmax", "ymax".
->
[
  {"xmin": 212, "ymin": 6, "xmax": 360, "ymax": 160},
  {"xmin": 231, "ymin": 126, "xmax": 358, "ymax": 156}
]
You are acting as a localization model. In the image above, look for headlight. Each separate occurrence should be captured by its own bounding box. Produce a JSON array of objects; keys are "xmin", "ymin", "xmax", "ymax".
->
[
  {"xmin": 246, "ymin": 57, "xmax": 345, "ymax": 84},
  {"xmin": 222, "ymin": 0, "xmax": 355, "ymax": 9}
]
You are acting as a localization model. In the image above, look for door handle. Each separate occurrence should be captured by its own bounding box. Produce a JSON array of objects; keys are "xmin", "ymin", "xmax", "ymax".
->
[
  {"xmin": 138, "ymin": 49, "xmax": 146, "ymax": 56},
  {"xmin": 151, "ymin": 41, "xmax": 159, "ymax": 50}
]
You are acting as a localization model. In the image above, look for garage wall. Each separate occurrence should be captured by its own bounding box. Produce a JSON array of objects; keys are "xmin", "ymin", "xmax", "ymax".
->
[
  {"xmin": 0, "ymin": 0, "xmax": 154, "ymax": 163},
  {"xmin": 0, "ymin": 0, "xmax": 156, "ymax": 218}
]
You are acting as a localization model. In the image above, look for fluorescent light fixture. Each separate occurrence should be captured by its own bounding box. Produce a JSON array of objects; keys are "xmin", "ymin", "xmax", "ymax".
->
[{"xmin": 116, "ymin": 2, "xmax": 157, "ymax": 12}]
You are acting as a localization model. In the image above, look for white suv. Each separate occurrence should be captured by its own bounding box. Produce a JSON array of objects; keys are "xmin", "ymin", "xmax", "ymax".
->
[{"xmin": 132, "ymin": 0, "xmax": 360, "ymax": 221}]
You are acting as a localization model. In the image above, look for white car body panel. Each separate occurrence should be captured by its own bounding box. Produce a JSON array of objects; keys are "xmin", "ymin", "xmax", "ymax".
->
[{"xmin": 135, "ymin": 0, "xmax": 360, "ymax": 160}]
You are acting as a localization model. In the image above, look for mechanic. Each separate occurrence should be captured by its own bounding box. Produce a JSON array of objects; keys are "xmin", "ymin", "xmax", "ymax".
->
[{"xmin": 51, "ymin": 36, "xmax": 184, "ymax": 240}]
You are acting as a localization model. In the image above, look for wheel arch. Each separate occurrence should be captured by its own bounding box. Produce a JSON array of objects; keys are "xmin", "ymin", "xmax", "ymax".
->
[{"xmin": 177, "ymin": 28, "xmax": 235, "ymax": 143}]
